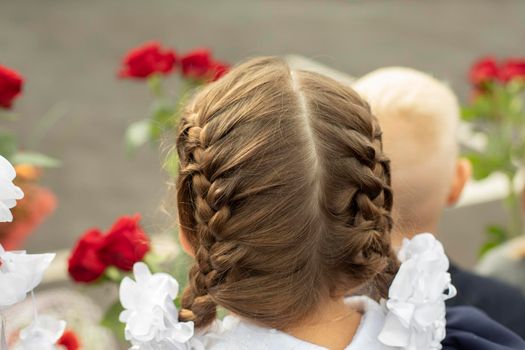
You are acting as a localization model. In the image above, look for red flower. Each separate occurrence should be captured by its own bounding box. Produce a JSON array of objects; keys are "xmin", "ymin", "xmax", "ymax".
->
[
  {"xmin": 98, "ymin": 214, "xmax": 150, "ymax": 271},
  {"xmin": 181, "ymin": 49, "xmax": 230, "ymax": 82},
  {"xmin": 181, "ymin": 49, "xmax": 213, "ymax": 80},
  {"xmin": 119, "ymin": 42, "xmax": 177, "ymax": 79},
  {"xmin": 210, "ymin": 60, "xmax": 230, "ymax": 81},
  {"xmin": 499, "ymin": 58, "xmax": 525, "ymax": 82},
  {"xmin": 57, "ymin": 330, "xmax": 81, "ymax": 350},
  {"xmin": 469, "ymin": 57, "xmax": 499, "ymax": 86},
  {"xmin": 68, "ymin": 229, "xmax": 107, "ymax": 283},
  {"xmin": 0, "ymin": 64, "xmax": 23, "ymax": 109}
]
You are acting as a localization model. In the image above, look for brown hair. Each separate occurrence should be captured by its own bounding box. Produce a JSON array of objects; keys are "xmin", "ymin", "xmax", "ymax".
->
[{"xmin": 174, "ymin": 57, "xmax": 399, "ymax": 330}]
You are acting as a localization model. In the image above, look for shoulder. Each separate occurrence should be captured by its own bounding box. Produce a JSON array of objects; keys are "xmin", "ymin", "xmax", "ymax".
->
[
  {"xmin": 193, "ymin": 316, "xmax": 306, "ymax": 350},
  {"xmin": 193, "ymin": 317, "xmax": 244, "ymax": 350},
  {"xmin": 450, "ymin": 263, "xmax": 524, "ymax": 300},
  {"xmin": 443, "ymin": 306, "xmax": 525, "ymax": 350},
  {"xmin": 197, "ymin": 298, "xmax": 394, "ymax": 350},
  {"xmin": 448, "ymin": 263, "xmax": 525, "ymax": 338}
]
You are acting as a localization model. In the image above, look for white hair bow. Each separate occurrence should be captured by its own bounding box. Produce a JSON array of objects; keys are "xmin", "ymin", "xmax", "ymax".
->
[{"xmin": 378, "ymin": 233, "xmax": 457, "ymax": 350}]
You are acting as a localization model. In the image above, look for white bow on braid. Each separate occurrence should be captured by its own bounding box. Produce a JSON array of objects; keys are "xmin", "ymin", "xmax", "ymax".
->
[{"xmin": 378, "ymin": 233, "xmax": 457, "ymax": 350}]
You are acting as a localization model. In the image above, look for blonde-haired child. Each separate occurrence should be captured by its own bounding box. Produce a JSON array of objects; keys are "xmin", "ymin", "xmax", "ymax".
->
[{"xmin": 354, "ymin": 67, "xmax": 525, "ymax": 338}]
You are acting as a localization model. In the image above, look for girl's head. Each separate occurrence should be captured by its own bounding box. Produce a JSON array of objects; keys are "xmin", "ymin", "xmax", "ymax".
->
[{"xmin": 174, "ymin": 57, "xmax": 398, "ymax": 330}]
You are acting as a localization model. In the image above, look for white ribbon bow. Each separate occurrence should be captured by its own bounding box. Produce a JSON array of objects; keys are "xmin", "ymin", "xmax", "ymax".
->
[{"xmin": 378, "ymin": 233, "xmax": 456, "ymax": 350}]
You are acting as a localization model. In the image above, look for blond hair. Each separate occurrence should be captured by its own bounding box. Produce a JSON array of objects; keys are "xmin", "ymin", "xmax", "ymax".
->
[
  {"xmin": 354, "ymin": 67, "xmax": 459, "ymax": 231},
  {"xmin": 174, "ymin": 57, "xmax": 399, "ymax": 329}
]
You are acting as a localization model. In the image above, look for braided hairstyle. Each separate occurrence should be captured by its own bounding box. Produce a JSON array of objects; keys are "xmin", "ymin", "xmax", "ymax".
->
[{"xmin": 174, "ymin": 57, "xmax": 399, "ymax": 329}]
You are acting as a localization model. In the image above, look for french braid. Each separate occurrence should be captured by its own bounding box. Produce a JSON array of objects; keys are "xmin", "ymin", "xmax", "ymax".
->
[
  {"xmin": 177, "ymin": 110, "xmax": 237, "ymax": 327},
  {"xmin": 296, "ymin": 70, "xmax": 399, "ymax": 300}
]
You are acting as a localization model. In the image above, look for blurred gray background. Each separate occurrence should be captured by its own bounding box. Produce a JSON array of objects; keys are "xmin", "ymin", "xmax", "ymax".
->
[{"xmin": 1, "ymin": 0, "xmax": 524, "ymax": 268}]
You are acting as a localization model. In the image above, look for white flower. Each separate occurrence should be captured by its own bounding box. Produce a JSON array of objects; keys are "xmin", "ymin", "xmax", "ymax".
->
[
  {"xmin": 0, "ymin": 244, "xmax": 55, "ymax": 308},
  {"xmin": 0, "ymin": 155, "xmax": 24, "ymax": 222},
  {"xmin": 12, "ymin": 315, "xmax": 66, "ymax": 350},
  {"xmin": 378, "ymin": 233, "xmax": 456, "ymax": 350},
  {"xmin": 120, "ymin": 262, "xmax": 194, "ymax": 349}
]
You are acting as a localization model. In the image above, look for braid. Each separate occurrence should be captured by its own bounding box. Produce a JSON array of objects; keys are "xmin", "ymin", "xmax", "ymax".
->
[
  {"xmin": 297, "ymin": 71, "xmax": 399, "ymax": 299},
  {"xmin": 348, "ymin": 124, "xmax": 399, "ymax": 299},
  {"xmin": 177, "ymin": 111, "xmax": 232, "ymax": 328},
  {"xmin": 368, "ymin": 127, "xmax": 400, "ymax": 299}
]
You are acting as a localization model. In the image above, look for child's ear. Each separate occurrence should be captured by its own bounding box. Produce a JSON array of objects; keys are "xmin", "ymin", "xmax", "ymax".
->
[
  {"xmin": 179, "ymin": 228, "xmax": 195, "ymax": 257},
  {"xmin": 446, "ymin": 158, "xmax": 472, "ymax": 207}
]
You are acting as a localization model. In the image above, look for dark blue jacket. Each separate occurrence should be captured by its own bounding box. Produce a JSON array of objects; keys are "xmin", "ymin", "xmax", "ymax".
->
[
  {"xmin": 444, "ymin": 306, "xmax": 525, "ymax": 350},
  {"xmin": 447, "ymin": 263, "xmax": 525, "ymax": 339}
]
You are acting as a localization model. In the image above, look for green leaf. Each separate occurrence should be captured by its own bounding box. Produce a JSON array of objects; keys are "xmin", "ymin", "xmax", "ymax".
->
[
  {"xmin": 467, "ymin": 94, "xmax": 495, "ymax": 121},
  {"xmin": 479, "ymin": 224, "xmax": 509, "ymax": 257},
  {"xmin": 466, "ymin": 153, "xmax": 501, "ymax": 181},
  {"xmin": 125, "ymin": 119, "xmax": 152, "ymax": 155},
  {"xmin": 150, "ymin": 100, "xmax": 176, "ymax": 141},
  {"xmin": 104, "ymin": 266, "xmax": 124, "ymax": 283},
  {"xmin": 506, "ymin": 79, "xmax": 525, "ymax": 94},
  {"xmin": 0, "ymin": 131, "xmax": 17, "ymax": 159},
  {"xmin": 478, "ymin": 241, "xmax": 501, "ymax": 258},
  {"xmin": 172, "ymin": 250, "xmax": 191, "ymax": 289},
  {"xmin": 486, "ymin": 225, "xmax": 509, "ymax": 240},
  {"xmin": 461, "ymin": 106, "xmax": 479, "ymax": 122},
  {"xmin": 11, "ymin": 151, "xmax": 60, "ymax": 167},
  {"xmin": 163, "ymin": 149, "xmax": 179, "ymax": 177},
  {"xmin": 100, "ymin": 300, "xmax": 126, "ymax": 342},
  {"xmin": 174, "ymin": 295, "xmax": 182, "ymax": 310}
]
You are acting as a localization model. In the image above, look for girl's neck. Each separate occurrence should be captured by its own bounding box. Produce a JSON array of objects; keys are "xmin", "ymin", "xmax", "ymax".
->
[{"xmin": 285, "ymin": 298, "xmax": 362, "ymax": 350}]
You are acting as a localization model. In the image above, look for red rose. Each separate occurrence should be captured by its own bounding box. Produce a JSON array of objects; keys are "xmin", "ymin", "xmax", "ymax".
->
[
  {"xmin": 181, "ymin": 49, "xmax": 214, "ymax": 80},
  {"xmin": 469, "ymin": 57, "xmax": 499, "ymax": 86},
  {"xmin": 210, "ymin": 60, "xmax": 230, "ymax": 81},
  {"xmin": 68, "ymin": 229, "xmax": 107, "ymax": 283},
  {"xmin": 57, "ymin": 330, "xmax": 81, "ymax": 350},
  {"xmin": 98, "ymin": 214, "xmax": 150, "ymax": 271},
  {"xmin": 119, "ymin": 42, "xmax": 177, "ymax": 79},
  {"xmin": 0, "ymin": 64, "xmax": 23, "ymax": 109},
  {"xmin": 499, "ymin": 58, "xmax": 525, "ymax": 82},
  {"xmin": 181, "ymin": 49, "xmax": 230, "ymax": 82}
]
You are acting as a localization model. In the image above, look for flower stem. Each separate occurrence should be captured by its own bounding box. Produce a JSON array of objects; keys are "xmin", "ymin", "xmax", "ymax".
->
[
  {"xmin": 172, "ymin": 79, "xmax": 200, "ymax": 125},
  {"xmin": 147, "ymin": 74, "xmax": 164, "ymax": 98},
  {"xmin": 505, "ymin": 171, "xmax": 523, "ymax": 237},
  {"xmin": 104, "ymin": 266, "xmax": 123, "ymax": 283}
]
